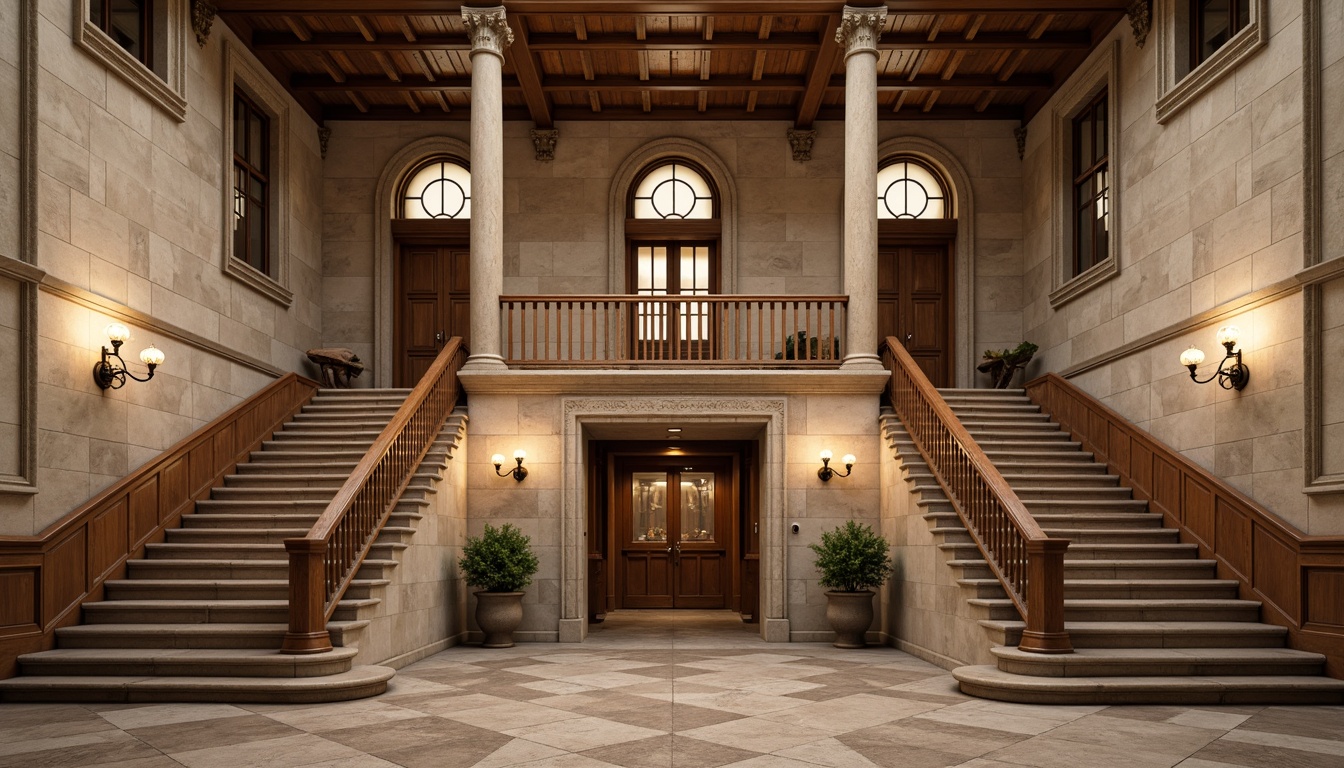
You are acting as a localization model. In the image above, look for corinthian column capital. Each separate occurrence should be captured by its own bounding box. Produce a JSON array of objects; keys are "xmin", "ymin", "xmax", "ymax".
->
[
  {"xmin": 462, "ymin": 6, "xmax": 514, "ymax": 59},
  {"xmin": 835, "ymin": 5, "xmax": 887, "ymax": 59}
]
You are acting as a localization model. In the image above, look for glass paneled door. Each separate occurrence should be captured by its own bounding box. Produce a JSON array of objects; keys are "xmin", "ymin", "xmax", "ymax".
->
[
  {"xmin": 631, "ymin": 243, "xmax": 715, "ymax": 360},
  {"xmin": 617, "ymin": 457, "xmax": 731, "ymax": 608}
]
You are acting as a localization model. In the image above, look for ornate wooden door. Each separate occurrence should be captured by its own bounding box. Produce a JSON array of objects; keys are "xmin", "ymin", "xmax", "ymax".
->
[
  {"xmin": 878, "ymin": 242, "xmax": 953, "ymax": 387},
  {"xmin": 395, "ymin": 244, "xmax": 469, "ymax": 387}
]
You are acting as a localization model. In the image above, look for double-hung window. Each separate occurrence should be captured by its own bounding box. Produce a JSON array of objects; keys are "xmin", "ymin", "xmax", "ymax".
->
[{"xmin": 232, "ymin": 90, "xmax": 271, "ymax": 276}]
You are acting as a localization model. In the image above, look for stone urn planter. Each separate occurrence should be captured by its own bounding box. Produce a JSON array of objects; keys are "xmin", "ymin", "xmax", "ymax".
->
[
  {"xmin": 459, "ymin": 523, "xmax": 539, "ymax": 649},
  {"xmin": 810, "ymin": 521, "xmax": 893, "ymax": 649},
  {"xmin": 474, "ymin": 591, "xmax": 526, "ymax": 648}
]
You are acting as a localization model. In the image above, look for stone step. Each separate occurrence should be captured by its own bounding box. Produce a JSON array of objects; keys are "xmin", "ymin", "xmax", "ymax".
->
[
  {"xmin": 143, "ymin": 542, "xmax": 405, "ymax": 561},
  {"xmin": 15, "ymin": 647, "xmax": 359, "ymax": 679},
  {"xmin": 1036, "ymin": 529, "xmax": 1181, "ymax": 545},
  {"xmin": 126, "ymin": 558, "xmax": 398, "ymax": 581},
  {"xmin": 958, "ymin": 417, "xmax": 1056, "ymax": 427},
  {"xmin": 299, "ymin": 402, "xmax": 404, "ymax": 413},
  {"xmin": 990, "ymin": 461, "xmax": 1111, "ymax": 474},
  {"xmin": 951, "ymin": 665, "xmax": 1344, "ymax": 705},
  {"xmin": 164, "ymin": 527, "xmax": 416, "ymax": 546},
  {"xmin": 957, "ymin": 578, "xmax": 1239, "ymax": 601},
  {"xmin": 963, "ymin": 428, "xmax": 1072, "ymax": 439},
  {"xmin": 968, "ymin": 598, "xmax": 1262, "ymax": 623},
  {"xmin": 221, "ymin": 472, "xmax": 440, "ymax": 488},
  {"xmin": 80, "ymin": 598, "xmax": 380, "ymax": 625},
  {"xmin": 0, "ymin": 666, "xmax": 396, "ymax": 704},
  {"xmin": 947, "ymin": 559, "xmax": 1219, "ymax": 581},
  {"xmin": 991, "ymin": 646, "xmax": 1328, "ymax": 678},
  {"xmin": 181, "ymin": 511, "xmax": 422, "ymax": 530},
  {"xmin": 980, "ymin": 620, "xmax": 1288, "ymax": 649},
  {"xmin": 247, "ymin": 449, "xmax": 386, "ymax": 462},
  {"xmin": 270, "ymin": 430, "xmax": 386, "ymax": 442},
  {"xmin": 104, "ymin": 578, "xmax": 389, "ymax": 602},
  {"xmin": 1062, "ymin": 543, "xmax": 1200, "ymax": 560},
  {"xmin": 258, "ymin": 438, "xmax": 381, "ymax": 452},
  {"xmin": 1012, "ymin": 486, "xmax": 1134, "ymax": 500},
  {"xmin": 1024, "ymin": 513, "xmax": 1160, "ymax": 529},
  {"xmin": 945, "ymin": 404, "xmax": 1042, "ymax": 413},
  {"xmin": 194, "ymin": 498, "xmax": 429, "ymax": 514}
]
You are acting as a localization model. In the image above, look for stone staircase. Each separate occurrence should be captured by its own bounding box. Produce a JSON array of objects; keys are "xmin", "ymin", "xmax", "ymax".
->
[
  {"xmin": 884, "ymin": 388, "xmax": 1344, "ymax": 705},
  {"xmin": 0, "ymin": 389, "xmax": 463, "ymax": 704}
]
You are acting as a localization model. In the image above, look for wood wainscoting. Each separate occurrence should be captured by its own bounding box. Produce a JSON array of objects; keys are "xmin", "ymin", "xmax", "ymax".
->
[
  {"xmin": 1025, "ymin": 373, "xmax": 1344, "ymax": 677},
  {"xmin": 0, "ymin": 374, "xmax": 320, "ymax": 678}
]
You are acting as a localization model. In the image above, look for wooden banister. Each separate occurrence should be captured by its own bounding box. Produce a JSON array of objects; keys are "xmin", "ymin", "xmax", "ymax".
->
[
  {"xmin": 282, "ymin": 339, "xmax": 467, "ymax": 654},
  {"xmin": 881, "ymin": 338, "xmax": 1071, "ymax": 654},
  {"xmin": 0, "ymin": 373, "xmax": 320, "ymax": 678},
  {"xmin": 1025, "ymin": 372, "xmax": 1344, "ymax": 676}
]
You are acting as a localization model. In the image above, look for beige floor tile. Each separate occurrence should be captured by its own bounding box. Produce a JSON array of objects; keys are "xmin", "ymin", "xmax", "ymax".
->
[
  {"xmin": 503, "ymin": 715, "xmax": 667, "ymax": 752},
  {"xmin": 582, "ymin": 733, "xmax": 759, "ymax": 768},
  {"xmin": 0, "ymin": 716, "xmax": 115, "ymax": 744},
  {"xmin": 1042, "ymin": 714, "xmax": 1222, "ymax": 756},
  {"xmin": 98, "ymin": 703, "xmax": 251, "ymax": 731},
  {"xmin": 646, "ymin": 690, "xmax": 810, "ymax": 716},
  {"xmin": 471, "ymin": 738, "xmax": 569, "ymax": 767},
  {"xmin": 1218, "ymin": 728, "xmax": 1344, "ymax": 757},
  {"xmin": 264, "ymin": 700, "xmax": 429, "ymax": 733},
  {"xmin": 521, "ymin": 679, "xmax": 602, "ymax": 696},
  {"xmin": 987, "ymin": 736, "xmax": 1206, "ymax": 768},
  {"xmin": 773, "ymin": 736, "xmax": 883, "ymax": 767},
  {"xmin": 838, "ymin": 718, "xmax": 1026, "ymax": 759},
  {"xmin": 0, "ymin": 730, "xmax": 158, "ymax": 766},
  {"xmin": 677, "ymin": 716, "xmax": 831, "ymax": 753},
  {"xmin": 169, "ymin": 733, "xmax": 364, "ymax": 768},
  {"xmin": 1166, "ymin": 710, "xmax": 1253, "ymax": 731},
  {"xmin": 371, "ymin": 732, "xmax": 515, "ymax": 768},
  {"xmin": 757, "ymin": 693, "xmax": 943, "ymax": 735},
  {"xmin": 320, "ymin": 715, "xmax": 494, "ymax": 754},
  {"xmin": 443, "ymin": 699, "xmax": 587, "ymax": 731},
  {"xmin": 914, "ymin": 699, "xmax": 1102, "ymax": 736},
  {"xmin": 1186, "ymin": 739, "xmax": 1344, "ymax": 768},
  {"xmin": 129, "ymin": 714, "xmax": 302, "ymax": 753},
  {"xmin": 1234, "ymin": 706, "xmax": 1344, "ymax": 741},
  {"xmin": 716, "ymin": 756, "xmax": 828, "ymax": 768}
]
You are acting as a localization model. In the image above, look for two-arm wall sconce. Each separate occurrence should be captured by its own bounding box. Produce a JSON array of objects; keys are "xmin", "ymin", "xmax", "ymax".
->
[
  {"xmin": 94, "ymin": 323, "xmax": 165, "ymax": 390},
  {"xmin": 1180, "ymin": 325, "xmax": 1249, "ymax": 391},
  {"xmin": 817, "ymin": 450, "xmax": 855, "ymax": 482},
  {"xmin": 492, "ymin": 450, "xmax": 528, "ymax": 482}
]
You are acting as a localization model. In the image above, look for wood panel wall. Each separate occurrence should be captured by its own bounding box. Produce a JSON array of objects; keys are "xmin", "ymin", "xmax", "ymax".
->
[
  {"xmin": 1025, "ymin": 373, "xmax": 1344, "ymax": 678},
  {"xmin": 0, "ymin": 374, "xmax": 321, "ymax": 678}
]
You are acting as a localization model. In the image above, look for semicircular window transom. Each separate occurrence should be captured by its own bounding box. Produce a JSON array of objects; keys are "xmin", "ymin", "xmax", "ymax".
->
[
  {"xmin": 401, "ymin": 158, "xmax": 471, "ymax": 220},
  {"xmin": 877, "ymin": 159, "xmax": 950, "ymax": 220},
  {"xmin": 632, "ymin": 162, "xmax": 714, "ymax": 220}
]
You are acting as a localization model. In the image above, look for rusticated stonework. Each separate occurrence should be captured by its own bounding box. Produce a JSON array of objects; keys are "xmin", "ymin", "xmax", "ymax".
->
[
  {"xmin": 462, "ymin": 6, "xmax": 514, "ymax": 57},
  {"xmin": 563, "ymin": 398, "xmax": 786, "ymax": 416},
  {"xmin": 835, "ymin": 6, "xmax": 887, "ymax": 58}
]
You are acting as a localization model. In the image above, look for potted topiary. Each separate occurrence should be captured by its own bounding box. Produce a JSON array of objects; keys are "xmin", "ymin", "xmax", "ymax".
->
[
  {"xmin": 459, "ymin": 523, "xmax": 540, "ymax": 648},
  {"xmin": 809, "ymin": 520, "xmax": 893, "ymax": 648}
]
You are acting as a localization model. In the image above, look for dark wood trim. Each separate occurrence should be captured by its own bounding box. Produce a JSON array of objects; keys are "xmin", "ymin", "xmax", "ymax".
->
[
  {"xmin": 878, "ymin": 219, "xmax": 958, "ymax": 242},
  {"xmin": 217, "ymin": 0, "xmax": 1129, "ymax": 14},
  {"xmin": 390, "ymin": 219, "xmax": 471, "ymax": 242},
  {"xmin": 1025, "ymin": 373, "xmax": 1344, "ymax": 678},
  {"xmin": 796, "ymin": 13, "xmax": 842, "ymax": 129},
  {"xmin": 509, "ymin": 17, "xmax": 553, "ymax": 128},
  {"xmin": 624, "ymin": 219, "xmax": 722, "ymax": 240},
  {"xmin": 0, "ymin": 374, "xmax": 320, "ymax": 678},
  {"xmin": 316, "ymin": 104, "xmax": 1026, "ymax": 123}
]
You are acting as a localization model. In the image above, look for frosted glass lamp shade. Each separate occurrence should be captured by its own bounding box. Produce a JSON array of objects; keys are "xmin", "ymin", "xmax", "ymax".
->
[
  {"xmin": 491, "ymin": 454, "xmax": 506, "ymax": 466},
  {"xmin": 105, "ymin": 323, "xmax": 130, "ymax": 343},
  {"xmin": 1180, "ymin": 347, "xmax": 1205, "ymax": 367},
  {"xmin": 841, "ymin": 454, "xmax": 856, "ymax": 467},
  {"xmin": 1216, "ymin": 325, "xmax": 1240, "ymax": 347},
  {"xmin": 139, "ymin": 346, "xmax": 165, "ymax": 366},
  {"xmin": 819, "ymin": 449, "xmax": 833, "ymax": 461}
]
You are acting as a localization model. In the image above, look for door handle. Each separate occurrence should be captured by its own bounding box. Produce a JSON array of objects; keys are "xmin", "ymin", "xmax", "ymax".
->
[
  {"xmin": 673, "ymin": 541, "xmax": 681, "ymax": 565},
  {"xmin": 435, "ymin": 331, "xmax": 445, "ymax": 345}
]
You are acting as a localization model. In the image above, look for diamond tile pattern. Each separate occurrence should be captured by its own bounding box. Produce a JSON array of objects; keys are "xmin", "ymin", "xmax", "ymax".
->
[{"xmin": 0, "ymin": 611, "xmax": 1341, "ymax": 767}]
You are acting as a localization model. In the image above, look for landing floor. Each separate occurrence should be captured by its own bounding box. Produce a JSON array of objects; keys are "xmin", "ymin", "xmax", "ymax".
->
[{"xmin": 1, "ymin": 611, "xmax": 1341, "ymax": 767}]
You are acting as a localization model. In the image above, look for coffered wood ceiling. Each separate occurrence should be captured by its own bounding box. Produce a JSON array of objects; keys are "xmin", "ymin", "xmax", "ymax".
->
[{"xmin": 215, "ymin": 1, "xmax": 1130, "ymax": 126}]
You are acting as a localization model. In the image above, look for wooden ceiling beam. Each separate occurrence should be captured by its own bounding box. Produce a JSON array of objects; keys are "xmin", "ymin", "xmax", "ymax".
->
[
  {"xmin": 316, "ymin": 103, "xmax": 1023, "ymax": 122},
  {"xmin": 867, "ymin": 73, "xmax": 1053, "ymax": 91},
  {"xmin": 544, "ymin": 75, "xmax": 805, "ymax": 92},
  {"xmin": 219, "ymin": 0, "xmax": 1124, "ymax": 14},
  {"xmin": 528, "ymin": 31, "xmax": 819, "ymax": 51},
  {"xmin": 508, "ymin": 17, "xmax": 554, "ymax": 128},
  {"xmin": 794, "ymin": 12, "xmax": 840, "ymax": 129}
]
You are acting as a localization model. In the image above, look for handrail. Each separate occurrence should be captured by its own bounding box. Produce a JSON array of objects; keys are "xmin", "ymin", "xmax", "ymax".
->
[
  {"xmin": 0, "ymin": 373, "xmax": 320, "ymax": 678},
  {"xmin": 282, "ymin": 339, "xmax": 466, "ymax": 654},
  {"xmin": 1025, "ymin": 372, "xmax": 1344, "ymax": 676},
  {"xmin": 881, "ymin": 338, "xmax": 1071, "ymax": 653},
  {"xmin": 501, "ymin": 294, "xmax": 847, "ymax": 367}
]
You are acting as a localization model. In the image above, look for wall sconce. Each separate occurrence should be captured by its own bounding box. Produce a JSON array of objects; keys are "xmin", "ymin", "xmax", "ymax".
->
[
  {"xmin": 817, "ymin": 450, "xmax": 855, "ymax": 482},
  {"xmin": 1180, "ymin": 325, "xmax": 1249, "ymax": 391},
  {"xmin": 94, "ymin": 323, "xmax": 165, "ymax": 390},
  {"xmin": 492, "ymin": 450, "xmax": 528, "ymax": 482}
]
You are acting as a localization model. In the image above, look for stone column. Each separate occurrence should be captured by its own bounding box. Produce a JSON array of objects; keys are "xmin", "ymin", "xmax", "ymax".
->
[
  {"xmin": 837, "ymin": 5, "xmax": 887, "ymax": 370},
  {"xmin": 462, "ymin": 6, "xmax": 513, "ymax": 370}
]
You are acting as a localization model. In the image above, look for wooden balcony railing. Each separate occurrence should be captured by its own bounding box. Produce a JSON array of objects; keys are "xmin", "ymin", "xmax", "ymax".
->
[
  {"xmin": 0, "ymin": 373, "xmax": 320, "ymax": 678},
  {"xmin": 881, "ymin": 338, "xmax": 1072, "ymax": 654},
  {"xmin": 1026, "ymin": 372, "xmax": 1344, "ymax": 676},
  {"xmin": 282, "ymin": 339, "xmax": 466, "ymax": 654},
  {"xmin": 501, "ymin": 295, "xmax": 847, "ymax": 367}
]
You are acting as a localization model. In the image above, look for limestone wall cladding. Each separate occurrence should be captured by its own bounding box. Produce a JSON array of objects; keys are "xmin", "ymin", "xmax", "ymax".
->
[
  {"xmin": 4, "ymin": 14, "xmax": 325, "ymax": 534},
  {"xmin": 0, "ymin": 0, "xmax": 19, "ymax": 260},
  {"xmin": 1020, "ymin": 7, "xmax": 1335, "ymax": 531},
  {"xmin": 321, "ymin": 120, "xmax": 1023, "ymax": 380}
]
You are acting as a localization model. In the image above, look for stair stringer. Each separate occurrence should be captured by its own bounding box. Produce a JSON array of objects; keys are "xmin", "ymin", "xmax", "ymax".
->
[
  {"xmin": 879, "ymin": 409, "xmax": 1003, "ymax": 670},
  {"xmin": 344, "ymin": 409, "xmax": 470, "ymax": 670}
]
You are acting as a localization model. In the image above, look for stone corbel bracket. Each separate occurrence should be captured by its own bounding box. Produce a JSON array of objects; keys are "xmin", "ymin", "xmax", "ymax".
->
[
  {"xmin": 1127, "ymin": 0, "xmax": 1151, "ymax": 48},
  {"xmin": 531, "ymin": 128, "xmax": 559, "ymax": 161},
  {"xmin": 318, "ymin": 126, "xmax": 332, "ymax": 160},
  {"xmin": 192, "ymin": 0, "xmax": 217, "ymax": 47},
  {"xmin": 1013, "ymin": 126, "xmax": 1027, "ymax": 160},
  {"xmin": 786, "ymin": 128, "xmax": 816, "ymax": 162}
]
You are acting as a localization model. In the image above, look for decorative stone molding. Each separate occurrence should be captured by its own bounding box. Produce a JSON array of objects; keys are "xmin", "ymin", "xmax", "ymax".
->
[
  {"xmin": 530, "ymin": 128, "xmax": 559, "ymax": 161},
  {"xmin": 1154, "ymin": 0, "xmax": 1267, "ymax": 124},
  {"xmin": 192, "ymin": 0, "xmax": 217, "ymax": 47},
  {"xmin": 73, "ymin": 0, "xmax": 187, "ymax": 121},
  {"xmin": 835, "ymin": 5, "xmax": 887, "ymax": 59},
  {"xmin": 1013, "ymin": 126, "xmax": 1027, "ymax": 160},
  {"xmin": 1126, "ymin": 0, "xmax": 1151, "ymax": 48},
  {"xmin": 0, "ymin": 257, "xmax": 41, "ymax": 494},
  {"xmin": 786, "ymin": 128, "xmax": 816, "ymax": 162},
  {"xmin": 318, "ymin": 126, "xmax": 332, "ymax": 160},
  {"xmin": 462, "ymin": 6, "xmax": 514, "ymax": 58}
]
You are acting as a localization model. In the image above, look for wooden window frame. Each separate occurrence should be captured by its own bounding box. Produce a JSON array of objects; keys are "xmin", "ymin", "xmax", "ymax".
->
[
  {"xmin": 232, "ymin": 89, "xmax": 271, "ymax": 277},
  {"xmin": 1070, "ymin": 88, "xmax": 1109, "ymax": 280},
  {"xmin": 90, "ymin": 0, "xmax": 153, "ymax": 69},
  {"xmin": 1189, "ymin": 0, "xmax": 1252, "ymax": 70}
]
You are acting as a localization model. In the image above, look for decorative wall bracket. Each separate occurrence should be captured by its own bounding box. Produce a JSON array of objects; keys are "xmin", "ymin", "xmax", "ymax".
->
[
  {"xmin": 1013, "ymin": 126, "xmax": 1028, "ymax": 160},
  {"xmin": 1127, "ymin": 0, "xmax": 1151, "ymax": 48},
  {"xmin": 531, "ymin": 128, "xmax": 559, "ymax": 161},
  {"xmin": 318, "ymin": 126, "xmax": 332, "ymax": 160},
  {"xmin": 786, "ymin": 128, "xmax": 816, "ymax": 162},
  {"xmin": 191, "ymin": 0, "xmax": 216, "ymax": 47}
]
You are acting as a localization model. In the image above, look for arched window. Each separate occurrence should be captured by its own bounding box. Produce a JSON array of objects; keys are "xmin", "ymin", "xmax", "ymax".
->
[
  {"xmin": 877, "ymin": 158, "xmax": 950, "ymax": 220},
  {"xmin": 626, "ymin": 161, "xmax": 720, "ymax": 356},
  {"xmin": 399, "ymin": 157, "xmax": 471, "ymax": 220}
]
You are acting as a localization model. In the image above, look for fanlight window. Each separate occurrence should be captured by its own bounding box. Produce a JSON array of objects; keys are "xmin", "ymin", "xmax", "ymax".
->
[
  {"xmin": 632, "ymin": 163, "xmax": 714, "ymax": 220},
  {"xmin": 401, "ymin": 158, "xmax": 471, "ymax": 219},
  {"xmin": 877, "ymin": 159, "xmax": 950, "ymax": 220}
]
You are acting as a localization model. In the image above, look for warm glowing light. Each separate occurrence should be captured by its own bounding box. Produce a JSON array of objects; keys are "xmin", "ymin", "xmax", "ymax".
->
[
  {"xmin": 666, "ymin": 427, "xmax": 682, "ymax": 433},
  {"xmin": 1180, "ymin": 347, "xmax": 1205, "ymax": 367},
  {"xmin": 513, "ymin": 449, "xmax": 526, "ymax": 461},
  {"xmin": 842, "ymin": 454, "xmax": 856, "ymax": 467},
  {"xmin": 1216, "ymin": 325, "xmax": 1241, "ymax": 347},
  {"xmin": 139, "ymin": 346, "xmax": 165, "ymax": 366},
  {"xmin": 105, "ymin": 323, "xmax": 130, "ymax": 343},
  {"xmin": 491, "ymin": 454, "xmax": 506, "ymax": 466},
  {"xmin": 819, "ymin": 449, "xmax": 833, "ymax": 462}
]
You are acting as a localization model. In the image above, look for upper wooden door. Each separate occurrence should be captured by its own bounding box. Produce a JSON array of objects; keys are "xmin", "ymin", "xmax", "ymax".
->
[
  {"xmin": 395, "ymin": 244, "xmax": 469, "ymax": 387},
  {"xmin": 878, "ymin": 242, "xmax": 953, "ymax": 387},
  {"xmin": 617, "ymin": 456, "xmax": 732, "ymax": 609}
]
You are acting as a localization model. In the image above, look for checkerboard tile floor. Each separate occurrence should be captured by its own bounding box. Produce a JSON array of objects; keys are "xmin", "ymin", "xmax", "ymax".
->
[{"xmin": 2, "ymin": 611, "xmax": 1341, "ymax": 767}]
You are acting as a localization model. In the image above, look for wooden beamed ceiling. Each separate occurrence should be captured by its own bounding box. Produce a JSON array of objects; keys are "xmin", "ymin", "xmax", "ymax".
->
[{"xmin": 215, "ymin": 1, "xmax": 1129, "ymax": 126}]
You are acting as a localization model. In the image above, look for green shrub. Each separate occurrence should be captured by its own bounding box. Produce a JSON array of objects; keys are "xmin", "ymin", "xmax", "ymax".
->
[
  {"xmin": 460, "ymin": 523, "xmax": 539, "ymax": 592},
  {"xmin": 809, "ymin": 521, "xmax": 893, "ymax": 593}
]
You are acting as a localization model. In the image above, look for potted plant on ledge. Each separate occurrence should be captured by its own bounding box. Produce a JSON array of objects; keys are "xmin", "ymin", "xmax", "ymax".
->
[
  {"xmin": 810, "ymin": 520, "xmax": 893, "ymax": 648},
  {"xmin": 460, "ymin": 523, "xmax": 540, "ymax": 648}
]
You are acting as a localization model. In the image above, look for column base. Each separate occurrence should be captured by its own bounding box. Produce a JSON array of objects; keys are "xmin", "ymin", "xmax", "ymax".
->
[
  {"xmin": 841, "ymin": 353, "xmax": 885, "ymax": 372},
  {"xmin": 462, "ymin": 354, "xmax": 509, "ymax": 372},
  {"xmin": 762, "ymin": 618, "xmax": 790, "ymax": 642},
  {"xmin": 558, "ymin": 618, "xmax": 586, "ymax": 643}
]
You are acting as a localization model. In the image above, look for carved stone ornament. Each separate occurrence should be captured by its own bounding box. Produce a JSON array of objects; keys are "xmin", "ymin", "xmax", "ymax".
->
[
  {"xmin": 191, "ymin": 0, "xmax": 217, "ymax": 47},
  {"xmin": 318, "ymin": 126, "xmax": 332, "ymax": 160},
  {"xmin": 786, "ymin": 128, "xmax": 816, "ymax": 162},
  {"xmin": 530, "ymin": 128, "xmax": 559, "ymax": 161},
  {"xmin": 462, "ymin": 6, "xmax": 515, "ymax": 58},
  {"xmin": 1127, "ymin": 0, "xmax": 1152, "ymax": 48},
  {"xmin": 1013, "ymin": 125, "xmax": 1027, "ymax": 160},
  {"xmin": 835, "ymin": 6, "xmax": 888, "ymax": 58}
]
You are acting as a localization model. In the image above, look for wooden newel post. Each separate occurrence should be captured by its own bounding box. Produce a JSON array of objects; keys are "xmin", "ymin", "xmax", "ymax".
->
[
  {"xmin": 1018, "ymin": 537, "xmax": 1073, "ymax": 654},
  {"xmin": 281, "ymin": 538, "xmax": 333, "ymax": 654}
]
